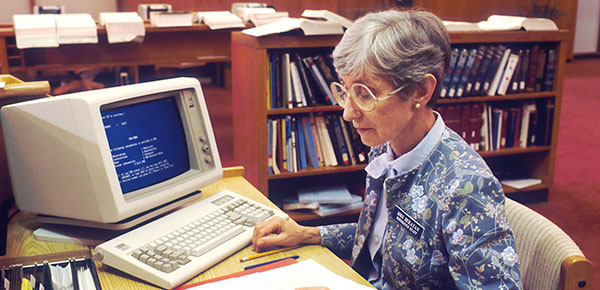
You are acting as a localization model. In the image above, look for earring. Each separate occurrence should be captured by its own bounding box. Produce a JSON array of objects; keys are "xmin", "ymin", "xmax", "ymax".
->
[{"xmin": 415, "ymin": 103, "xmax": 421, "ymax": 109}]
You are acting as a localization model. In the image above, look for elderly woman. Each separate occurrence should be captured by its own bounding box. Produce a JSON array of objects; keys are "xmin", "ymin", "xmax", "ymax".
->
[{"xmin": 252, "ymin": 8, "xmax": 523, "ymax": 289}]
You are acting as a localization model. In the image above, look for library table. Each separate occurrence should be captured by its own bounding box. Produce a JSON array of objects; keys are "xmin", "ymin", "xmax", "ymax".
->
[{"xmin": 0, "ymin": 23, "xmax": 244, "ymax": 83}]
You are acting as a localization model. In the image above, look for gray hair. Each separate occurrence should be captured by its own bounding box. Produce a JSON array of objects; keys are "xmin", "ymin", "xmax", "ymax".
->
[{"xmin": 332, "ymin": 8, "xmax": 450, "ymax": 105}]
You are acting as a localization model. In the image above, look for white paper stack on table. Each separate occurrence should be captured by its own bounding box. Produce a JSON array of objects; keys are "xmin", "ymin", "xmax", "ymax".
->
[
  {"xmin": 55, "ymin": 13, "xmax": 98, "ymax": 44},
  {"xmin": 150, "ymin": 11, "xmax": 195, "ymax": 27},
  {"xmin": 99, "ymin": 12, "xmax": 145, "ymax": 43},
  {"xmin": 241, "ymin": 9, "xmax": 351, "ymax": 37},
  {"xmin": 196, "ymin": 11, "xmax": 245, "ymax": 30},
  {"xmin": 13, "ymin": 14, "xmax": 59, "ymax": 48}
]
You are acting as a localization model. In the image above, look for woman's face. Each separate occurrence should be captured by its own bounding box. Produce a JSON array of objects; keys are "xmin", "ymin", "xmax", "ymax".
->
[{"xmin": 340, "ymin": 75, "xmax": 417, "ymax": 153}]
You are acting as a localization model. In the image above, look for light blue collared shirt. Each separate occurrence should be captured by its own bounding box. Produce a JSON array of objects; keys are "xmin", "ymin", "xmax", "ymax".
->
[{"xmin": 366, "ymin": 111, "xmax": 446, "ymax": 285}]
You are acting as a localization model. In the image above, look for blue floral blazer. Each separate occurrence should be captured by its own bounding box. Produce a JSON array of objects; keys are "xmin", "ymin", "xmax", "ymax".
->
[{"xmin": 320, "ymin": 128, "xmax": 523, "ymax": 289}]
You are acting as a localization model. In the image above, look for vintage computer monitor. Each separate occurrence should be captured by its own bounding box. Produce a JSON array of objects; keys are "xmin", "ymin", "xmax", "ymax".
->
[{"xmin": 1, "ymin": 77, "xmax": 222, "ymax": 232}]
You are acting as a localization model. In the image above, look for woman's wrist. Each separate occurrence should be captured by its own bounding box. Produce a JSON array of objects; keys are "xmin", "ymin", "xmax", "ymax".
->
[{"xmin": 301, "ymin": 226, "xmax": 322, "ymax": 245}]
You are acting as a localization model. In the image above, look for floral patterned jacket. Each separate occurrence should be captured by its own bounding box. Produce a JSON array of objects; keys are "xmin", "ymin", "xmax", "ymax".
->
[{"xmin": 319, "ymin": 128, "xmax": 523, "ymax": 289}]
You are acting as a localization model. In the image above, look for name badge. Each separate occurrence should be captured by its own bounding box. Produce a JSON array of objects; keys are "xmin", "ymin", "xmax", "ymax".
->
[{"xmin": 393, "ymin": 204, "xmax": 425, "ymax": 239}]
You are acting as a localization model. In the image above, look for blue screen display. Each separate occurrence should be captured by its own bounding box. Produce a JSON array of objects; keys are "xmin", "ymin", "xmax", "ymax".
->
[{"xmin": 101, "ymin": 97, "xmax": 190, "ymax": 194}]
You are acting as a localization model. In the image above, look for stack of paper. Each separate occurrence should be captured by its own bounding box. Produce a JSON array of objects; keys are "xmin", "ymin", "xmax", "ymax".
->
[
  {"xmin": 13, "ymin": 14, "xmax": 59, "ymax": 48},
  {"xmin": 55, "ymin": 14, "xmax": 98, "ymax": 44},
  {"xmin": 99, "ymin": 12, "xmax": 145, "ymax": 43},
  {"xmin": 150, "ymin": 11, "xmax": 195, "ymax": 27},
  {"xmin": 196, "ymin": 11, "xmax": 245, "ymax": 30},
  {"xmin": 301, "ymin": 9, "xmax": 353, "ymax": 28}
]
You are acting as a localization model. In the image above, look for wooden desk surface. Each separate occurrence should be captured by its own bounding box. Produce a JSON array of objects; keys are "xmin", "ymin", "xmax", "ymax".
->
[{"xmin": 4, "ymin": 166, "xmax": 372, "ymax": 289}]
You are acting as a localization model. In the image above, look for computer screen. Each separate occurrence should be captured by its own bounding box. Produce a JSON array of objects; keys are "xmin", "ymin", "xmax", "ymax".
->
[{"xmin": 1, "ymin": 77, "xmax": 222, "ymax": 229}]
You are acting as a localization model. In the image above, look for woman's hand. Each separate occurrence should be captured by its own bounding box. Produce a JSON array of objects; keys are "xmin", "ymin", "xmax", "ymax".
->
[{"xmin": 252, "ymin": 216, "xmax": 321, "ymax": 252}]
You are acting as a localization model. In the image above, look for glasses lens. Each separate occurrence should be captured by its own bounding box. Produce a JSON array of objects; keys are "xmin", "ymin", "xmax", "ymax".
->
[
  {"xmin": 330, "ymin": 83, "xmax": 347, "ymax": 107},
  {"xmin": 350, "ymin": 84, "xmax": 375, "ymax": 110}
]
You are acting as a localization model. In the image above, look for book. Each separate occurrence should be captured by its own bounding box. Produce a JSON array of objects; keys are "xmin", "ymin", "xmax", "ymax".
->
[
  {"xmin": 297, "ymin": 185, "xmax": 353, "ymax": 204},
  {"xmin": 447, "ymin": 48, "xmax": 469, "ymax": 98},
  {"xmin": 267, "ymin": 119, "xmax": 274, "ymax": 174},
  {"xmin": 455, "ymin": 48, "xmax": 478, "ymax": 98},
  {"xmin": 487, "ymin": 47, "xmax": 511, "ymax": 96},
  {"xmin": 497, "ymin": 51, "xmax": 520, "ymax": 96},
  {"xmin": 303, "ymin": 56, "xmax": 335, "ymax": 105},
  {"xmin": 296, "ymin": 117, "xmax": 308, "ymax": 170},
  {"xmin": 324, "ymin": 115, "xmax": 346, "ymax": 165},
  {"xmin": 519, "ymin": 103, "xmax": 536, "ymax": 148},
  {"xmin": 440, "ymin": 48, "xmax": 460, "ymax": 98},
  {"xmin": 248, "ymin": 11, "xmax": 289, "ymax": 26},
  {"xmin": 480, "ymin": 15, "xmax": 558, "ymax": 31},
  {"xmin": 196, "ymin": 11, "xmax": 245, "ymax": 29},
  {"xmin": 338, "ymin": 116, "xmax": 357, "ymax": 165},
  {"xmin": 312, "ymin": 194, "xmax": 363, "ymax": 217},
  {"xmin": 525, "ymin": 45, "xmax": 540, "ymax": 92},
  {"xmin": 518, "ymin": 48, "xmax": 531, "ymax": 93},
  {"xmin": 535, "ymin": 48, "xmax": 547, "ymax": 92},
  {"xmin": 289, "ymin": 61, "xmax": 307, "ymax": 107},
  {"xmin": 543, "ymin": 49, "xmax": 557, "ymax": 91},
  {"xmin": 440, "ymin": 105, "xmax": 462, "ymax": 134},
  {"xmin": 235, "ymin": 7, "xmax": 277, "ymax": 23},
  {"xmin": 344, "ymin": 120, "xmax": 368, "ymax": 163},
  {"xmin": 301, "ymin": 117, "xmax": 320, "ymax": 168},
  {"xmin": 329, "ymin": 115, "xmax": 351, "ymax": 166},
  {"xmin": 469, "ymin": 103, "xmax": 484, "ymax": 150},
  {"xmin": 281, "ymin": 53, "xmax": 293, "ymax": 109},
  {"xmin": 473, "ymin": 46, "xmax": 496, "ymax": 96},
  {"xmin": 309, "ymin": 114, "xmax": 325, "ymax": 167},
  {"xmin": 507, "ymin": 49, "xmax": 524, "ymax": 94},
  {"xmin": 463, "ymin": 45, "xmax": 486, "ymax": 97},
  {"xmin": 301, "ymin": 9, "xmax": 353, "ymax": 28},
  {"xmin": 293, "ymin": 53, "xmax": 319, "ymax": 106},
  {"xmin": 459, "ymin": 104, "xmax": 472, "ymax": 142},
  {"xmin": 242, "ymin": 17, "xmax": 344, "ymax": 37},
  {"xmin": 314, "ymin": 115, "xmax": 338, "ymax": 166}
]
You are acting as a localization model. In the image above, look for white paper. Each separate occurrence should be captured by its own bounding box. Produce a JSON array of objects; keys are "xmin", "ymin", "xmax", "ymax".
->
[
  {"xmin": 13, "ymin": 14, "xmax": 59, "ymax": 48},
  {"xmin": 242, "ymin": 17, "xmax": 343, "ymax": 37},
  {"xmin": 150, "ymin": 12, "xmax": 194, "ymax": 28},
  {"xmin": 100, "ymin": 12, "xmax": 145, "ymax": 43},
  {"xmin": 302, "ymin": 9, "xmax": 353, "ymax": 28},
  {"xmin": 188, "ymin": 259, "xmax": 372, "ymax": 290},
  {"xmin": 55, "ymin": 14, "xmax": 98, "ymax": 44}
]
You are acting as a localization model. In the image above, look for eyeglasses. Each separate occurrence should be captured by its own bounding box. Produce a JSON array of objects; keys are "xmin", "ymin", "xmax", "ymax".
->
[{"xmin": 330, "ymin": 82, "xmax": 406, "ymax": 112}]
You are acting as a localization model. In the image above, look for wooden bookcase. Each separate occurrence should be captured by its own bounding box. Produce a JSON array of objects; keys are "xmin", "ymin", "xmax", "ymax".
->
[{"xmin": 232, "ymin": 29, "xmax": 568, "ymax": 223}]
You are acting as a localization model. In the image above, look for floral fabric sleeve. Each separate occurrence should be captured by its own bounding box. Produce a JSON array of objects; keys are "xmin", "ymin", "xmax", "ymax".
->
[
  {"xmin": 443, "ymin": 176, "xmax": 522, "ymax": 289},
  {"xmin": 318, "ymin": 223, "xmax": 357, "ymax": 260}
]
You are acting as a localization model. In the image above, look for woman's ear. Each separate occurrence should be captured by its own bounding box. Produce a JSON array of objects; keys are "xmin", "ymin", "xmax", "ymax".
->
[{"xmin": 414, "ymin": 73, "xmax": 436, "ymax": 105}]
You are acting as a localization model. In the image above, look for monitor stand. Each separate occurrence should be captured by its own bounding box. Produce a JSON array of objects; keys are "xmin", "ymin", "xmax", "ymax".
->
[{"xmin": 33, "ymin": 190, "xmax": 203, "ymax": 246}]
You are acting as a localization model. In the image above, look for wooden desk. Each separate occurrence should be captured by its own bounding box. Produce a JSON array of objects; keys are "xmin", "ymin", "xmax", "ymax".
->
[
  {"xmin": 0, "ymin": 24, "xmax": 243, "ymax": 83},
  {"xmin": 3, "ymin": 166, "xmax": 372, "ymax": 289}
]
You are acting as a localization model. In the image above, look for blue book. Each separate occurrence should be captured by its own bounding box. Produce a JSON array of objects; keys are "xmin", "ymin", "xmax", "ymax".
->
[
  {"xmin": 439, "ymin": 48, "xmax": 459, "ymax": 98},
  {"xmin": 296, "ymin": 117, "xmax": 308, "ymax": 170},
  {"xmin": 447, "ymin": 48, "xmax": 469, "ymax": 98},
  {"xmin": 302, "ymin": 117, "xmax": 320, "ymax": 168},
  {"xmin": 455, "ymin": 48, "xmax": 478, "ymax": 98}
]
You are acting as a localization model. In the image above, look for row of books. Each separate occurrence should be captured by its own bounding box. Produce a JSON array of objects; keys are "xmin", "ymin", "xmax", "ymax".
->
[
  {"xmin": 439, "ymin": 43, "xmax": 556, "ymax": 98},
  {"xmin": 267, "ymin": 51, "xmax": 339, "ymax": 109},
  {"xmin": 267, "ymin": 113, "xmax": 368, "ymax": 174},
  {"xmin": 439, "ymin": 99, "xmax": 554, "ymax": 151}
]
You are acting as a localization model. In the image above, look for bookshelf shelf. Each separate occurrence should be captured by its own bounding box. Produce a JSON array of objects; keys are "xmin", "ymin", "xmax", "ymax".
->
[
  {"xmin": 268, "ymin": 164, "xmax": 367, "ymax": 180},
  {"xmin": 437, "ymin": 92, "xmax": 555, "ymax": 104},
  {"xmin": 232, "ymin": 29, "xmax": 568, "ymax": 223}
]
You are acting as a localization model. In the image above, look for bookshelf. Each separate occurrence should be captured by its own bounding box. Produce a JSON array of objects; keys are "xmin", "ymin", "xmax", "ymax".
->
[{"xmin": 232, "ymin": 29, "xmax": 568, "ymax": 223}]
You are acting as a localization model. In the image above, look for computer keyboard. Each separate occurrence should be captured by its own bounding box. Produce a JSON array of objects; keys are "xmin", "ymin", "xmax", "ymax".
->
[{"xmin": 94, "ymin": 189, "xmax": 288, "ymax": 289}]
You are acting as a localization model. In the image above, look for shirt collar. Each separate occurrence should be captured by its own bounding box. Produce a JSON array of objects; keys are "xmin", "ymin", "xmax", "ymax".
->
[{"xmin": 365, "ymin": 111, "xmax": 446, "ymax": 179}]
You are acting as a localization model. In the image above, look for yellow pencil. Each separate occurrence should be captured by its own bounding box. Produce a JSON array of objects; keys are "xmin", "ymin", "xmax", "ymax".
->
[{"xmin": 239, "ymin": 246, "xmax": 298, "ymax": 262}]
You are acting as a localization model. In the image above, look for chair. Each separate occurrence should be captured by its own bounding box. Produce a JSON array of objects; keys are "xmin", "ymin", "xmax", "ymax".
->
[{"xmin": 505, "ymin": 197, "xmax": 593, "ymax": 290}]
